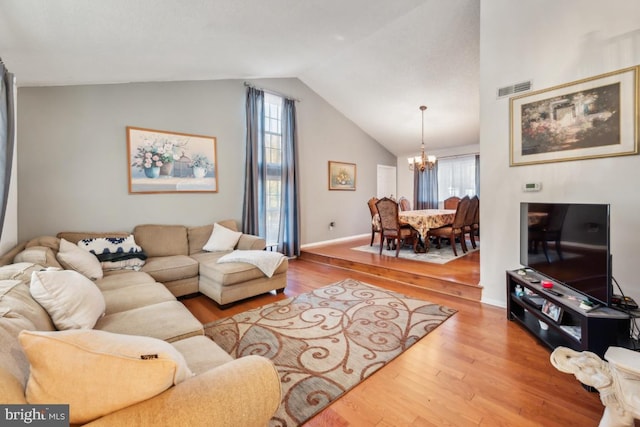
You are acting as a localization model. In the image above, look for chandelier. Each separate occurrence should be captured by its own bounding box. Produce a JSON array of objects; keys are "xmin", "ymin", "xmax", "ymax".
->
[{"xmin": 408, "ymin": 105, "xmax": 436, "ymax": 172}]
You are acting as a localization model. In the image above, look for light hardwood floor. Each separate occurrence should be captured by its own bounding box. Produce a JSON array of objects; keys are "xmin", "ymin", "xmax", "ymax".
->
[{"xmin": 181, "ymin": 237, "xmax": 605, "ymax": 426}]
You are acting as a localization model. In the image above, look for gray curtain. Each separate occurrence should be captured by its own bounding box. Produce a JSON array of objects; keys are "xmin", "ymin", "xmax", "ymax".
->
[
  {"xmin": 413, "ymin": 162, "xmax": 438, "ymax": 209},
  {"xmin": 242, "ymin": 87, "xmax": 265, "ymax": 236},
  {"xmin": 278, "ymin": 99, "xmax": 300, "ymax": 257},
  {"xmin": 0, "ymin": 59, "xmax": 15, "ymax": 241}
]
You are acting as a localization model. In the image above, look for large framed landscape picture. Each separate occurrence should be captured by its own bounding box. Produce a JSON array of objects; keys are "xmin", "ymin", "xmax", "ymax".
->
[
  {"xmin": 127, "ymin": 126, "xmax": 218, "ymax": 194},
  {"xmin": 510, "ymin": 66, "xmax": 639, "ymax": 166}
]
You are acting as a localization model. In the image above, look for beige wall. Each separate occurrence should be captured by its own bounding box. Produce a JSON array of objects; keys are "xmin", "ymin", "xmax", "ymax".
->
[
  {"xmin": 480, "ymin": 0, "xmax": 640, "ymax": 306},
  {"xmin": 16, "ymin": 78, "xmax": 395, "ymax": 243}
]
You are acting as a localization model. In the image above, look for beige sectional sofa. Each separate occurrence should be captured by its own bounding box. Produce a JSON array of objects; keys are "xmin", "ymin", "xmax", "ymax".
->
[
  {"xmin": 0, "ymin": 220, "xmax": 288, "ymax": 425},
  {"xmin": 58, "ymin": 219, "xmax": 288, "ymax": 306}
]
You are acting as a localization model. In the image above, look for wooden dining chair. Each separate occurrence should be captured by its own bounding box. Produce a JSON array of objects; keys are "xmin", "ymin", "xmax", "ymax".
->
[
  {"xmin": 367, "ymin": 197, "xmax": 381, "ymax": 246},
  {"xmin": 398, "ymin": 196, "xmax": 411, "ymax": 211},
  {"xmin": 375, "ymin": 197, "xmax": 418, "ymax": 256},
  {"xmin": 463, "ymin": 196, "xmax": 480, "ymax": 249},
  {"xmin": 471, "ymin": 196, "xmax": 479, "ymax": 245},
  {"xmin": 428, "ymin": 196, "xmax": 470, "ymax": 256},
  {"xmin": 443, "ymin": 196, "xmax": 460, "ymax": 210}
]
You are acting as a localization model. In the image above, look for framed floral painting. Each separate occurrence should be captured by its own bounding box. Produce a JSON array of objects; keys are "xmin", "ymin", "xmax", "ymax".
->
[
  {"xmin": 328, "ymin": 161, "xmax": 356, "ymax": 191},
  {"xmin": 510, "ymin": 66, "xmax": 639, "ymax": 166},
  {"xmin": 127, "ymin": 126, "xmax": 218, "ymax": 194}
]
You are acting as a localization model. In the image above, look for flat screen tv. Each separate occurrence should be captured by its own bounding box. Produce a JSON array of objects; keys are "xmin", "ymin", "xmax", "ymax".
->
[{"xmin": 520, "ymin": 202, "xmax": 611, "ymax": 307}]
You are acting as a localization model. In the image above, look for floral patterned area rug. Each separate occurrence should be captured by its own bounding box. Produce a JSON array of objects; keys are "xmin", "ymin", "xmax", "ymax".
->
[
  {"xmin": 203, "ymin": 279, "xmax": 456, "ymax": 427},
  {"xmin": 351, "ymin": 240, "xmax": 479, "ymax": 264}
]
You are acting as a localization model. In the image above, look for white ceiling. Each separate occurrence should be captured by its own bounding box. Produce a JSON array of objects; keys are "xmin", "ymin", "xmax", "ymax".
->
[{"xmin": 0, "ymin": 0, "xmax": 480, "ymax": 157}]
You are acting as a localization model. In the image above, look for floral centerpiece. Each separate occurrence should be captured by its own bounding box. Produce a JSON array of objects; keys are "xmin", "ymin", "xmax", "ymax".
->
[{"xmin": 132, "ymin": 137, "xmax": 184, "ymax": 178}]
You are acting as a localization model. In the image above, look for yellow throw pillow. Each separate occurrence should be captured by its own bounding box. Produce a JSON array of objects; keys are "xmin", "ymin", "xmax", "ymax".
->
[{"xmin": 19, "ymin": 329, "xmax": 194, "ymax": 424}]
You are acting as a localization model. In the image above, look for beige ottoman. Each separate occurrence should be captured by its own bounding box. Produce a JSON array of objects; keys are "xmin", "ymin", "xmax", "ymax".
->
[{"xmin": 193, "ymin": 252, "xmax": 288, "ymax": 308}]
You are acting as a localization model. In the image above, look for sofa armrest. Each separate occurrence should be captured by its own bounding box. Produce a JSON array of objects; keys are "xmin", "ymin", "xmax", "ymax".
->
[
  {"xmin": 0, "ymin": 242, "xmax": 27, "ymax": 267},
  {"xmin": 85, "ymin": 355, "xmax": 281, "ymax": 427},
  {"xmin": 236, "ymin": 234, "xmax": 266, "ymax": 251}
]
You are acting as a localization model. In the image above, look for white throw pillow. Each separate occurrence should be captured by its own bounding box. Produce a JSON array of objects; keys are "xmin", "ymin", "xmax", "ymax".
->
[
  {"xmin": 19, "ymin": 329, "xmax": 193, "ymax": 424},
  {"xmin": 203, "ymin": 223, "xmax": 243, "ymax": 252},
  {"xmin": 56, "ymin": 238, "xmax": 103, "ymax": 280},
  {"xmin": 30, "ymin": 269, "xmax": 106, "ymax": 330}
]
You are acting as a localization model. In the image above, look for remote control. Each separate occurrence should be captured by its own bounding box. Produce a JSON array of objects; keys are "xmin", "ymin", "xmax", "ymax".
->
[{"xmin": 542, "ymin": 289, "xmax": 562, "ymax": 297}]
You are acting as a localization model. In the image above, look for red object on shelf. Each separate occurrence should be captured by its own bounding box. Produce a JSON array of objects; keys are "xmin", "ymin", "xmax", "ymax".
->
[{"xmin": 541, "ymin": 281, "xmax": 553, "ymax": 289}]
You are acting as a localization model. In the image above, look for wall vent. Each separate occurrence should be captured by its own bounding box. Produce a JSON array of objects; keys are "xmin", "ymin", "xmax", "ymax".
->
[{"xmin": 497, "ymin": 80, "xmax": 532, "ymax": 99}]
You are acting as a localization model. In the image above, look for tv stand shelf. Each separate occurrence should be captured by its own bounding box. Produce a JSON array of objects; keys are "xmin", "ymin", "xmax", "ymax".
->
[{"xmin": 506, "ymin": 270, "xmax": 630, "ymax": 357}]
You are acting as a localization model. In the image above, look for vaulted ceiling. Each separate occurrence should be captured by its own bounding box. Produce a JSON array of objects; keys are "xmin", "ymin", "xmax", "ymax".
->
[{"xmin": 0, "ymin": 0, "xmax": 480, "ymax": 157}]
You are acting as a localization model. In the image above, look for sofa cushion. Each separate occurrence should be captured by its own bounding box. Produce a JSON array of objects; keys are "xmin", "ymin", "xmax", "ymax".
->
[
  {"xmin": 141, "ymin": 255, "xmax": 199, "ymax": 283},
  {"xmin": 0, "ymin": 262, "xmax": 45, "ymax": 286},
  {"xmin": 203, "ymin": 223, "xmax": 243, "ymax": 252},
  {"xmin": 0, "ymin": 280, "xmax": 57, "ymax": 393},
  {"xmin": 199, "ymin": 256, "xmax": 288, "ymax": 287},
  {"xmin": 171, "ymin": 335, "xmax": 233, "ymax": 375},
  {"xmin": 95, "ymin": 300, "xmax": 203, "ymax": 342},
  {"xmin": 0, "ymin": 280, "xmax": 55, "ymax": 332},
  {"xmin": 134, "ymin": 224, "xmax": 188, "ymax": 257},
  {"xmin": 187, "ymin": 224, "xmax": 214, "ymax": 255},
  {"xmin": 30, "ymin": 270, "xmax": 105, "ymax": 330},
  {"xmin": 13, "ymin": 246, "xmax": 62, "ymax": 269},
  {"xmin": 101, "ymin": 257, "xmax": 146, "ymax": 271},
  {"xmin": 19, "ymin": 329, "xmax": 193, "ymax": 424},
  {"xmin": 56, "ymin": 238, "xmax": 103, "ymax": 280},
  {"xmin": 236, "ymin": 234, "xmax": 267, "ymax": 251},
  {"xmin": 94, "ymin": 270, "xmax": 156, "ymax": 291},
  {"xmin": 217, "ymin": 250, "xmax": 286, "ymax": 278},
  {"xmin": 0, "ymin": 315, "xmax": 34, "ymax": 391},
  {"xmin": 101, "ymin": 282, "xmax": 176, "ymax": 315}
]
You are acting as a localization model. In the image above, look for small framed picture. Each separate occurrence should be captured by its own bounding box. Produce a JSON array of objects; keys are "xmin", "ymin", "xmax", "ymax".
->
[
  {"xmin": 541, "ymin": 300, "xmax": 563, "ymax": 323},
  {"xmin": 328, "ymin": 161, "xmax": 356, "ymax": 191}
]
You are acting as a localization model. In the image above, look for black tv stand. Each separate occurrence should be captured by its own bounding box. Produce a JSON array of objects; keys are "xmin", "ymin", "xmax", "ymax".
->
[{"xmin": 507, "ymin": 269, "xmax": 630, "ymax": 358}]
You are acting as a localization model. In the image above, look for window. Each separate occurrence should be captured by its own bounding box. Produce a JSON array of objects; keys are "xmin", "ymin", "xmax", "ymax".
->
[
  {"xmin": 437, "ymin": 155, "xmax": 478, "ymax": 201},
  {"xmin": 263, "ymin": 93, "xmax": 283, "ymax": 246}
]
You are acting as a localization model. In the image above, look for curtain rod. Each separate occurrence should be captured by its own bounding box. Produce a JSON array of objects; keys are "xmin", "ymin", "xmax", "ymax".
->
[
  {"xmin": 243, "ymin": 82, "xmax": 301, "ymax": 102},
  {"xmin": 437, "ymin": 152, "xmax": 480, "ymax": 161}
]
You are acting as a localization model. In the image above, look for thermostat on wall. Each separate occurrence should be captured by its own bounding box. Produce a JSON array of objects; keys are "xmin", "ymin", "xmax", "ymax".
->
[{"xmin": 523, "ymin": 182, "xmax": 542, "ymax": 192}]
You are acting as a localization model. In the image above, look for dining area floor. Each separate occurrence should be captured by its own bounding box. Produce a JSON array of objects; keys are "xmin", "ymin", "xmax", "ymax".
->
[{"xmin": 299, "ymin": 235, "xmax": 481, "ymax": 301}]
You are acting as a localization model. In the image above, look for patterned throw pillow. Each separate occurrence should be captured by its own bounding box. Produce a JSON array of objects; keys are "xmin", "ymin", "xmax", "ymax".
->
[{"xmin": 77, "ymin": 235, "xmax": 147, "ymax": 262}]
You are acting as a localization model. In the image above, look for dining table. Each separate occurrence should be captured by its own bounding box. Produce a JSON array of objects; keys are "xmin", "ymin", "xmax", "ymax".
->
[
  {"xmin": 398, "ymin": 209, "xmax": 456, "ymax": 240},
  {"xmin": 373, "ymin": 208, "xmax": 456, "ymax": 252}
]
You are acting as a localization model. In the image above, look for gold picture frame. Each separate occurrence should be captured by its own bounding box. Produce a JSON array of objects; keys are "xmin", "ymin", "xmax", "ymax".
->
[
  {"xmin": 510, "ymin": 66, "xmax": 639, "ymax": 166},
  {"xmin": 328, "ymin": 161, "xmax": 356, "ymax": 191},
  {"xmin": 127, "ymin": 126, "xmax": 218, "ymax": 194}
]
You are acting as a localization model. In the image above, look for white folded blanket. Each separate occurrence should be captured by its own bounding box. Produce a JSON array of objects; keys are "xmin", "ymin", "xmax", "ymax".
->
[{"xmin": 216, "ymin": 250, "xmax": 286, "ymax": 278}]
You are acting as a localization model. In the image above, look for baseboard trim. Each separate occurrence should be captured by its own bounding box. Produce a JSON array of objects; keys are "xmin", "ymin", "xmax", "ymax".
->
[{"xmin": 301, "ymin": 234, "xmax": 369, "ymax": 249}]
